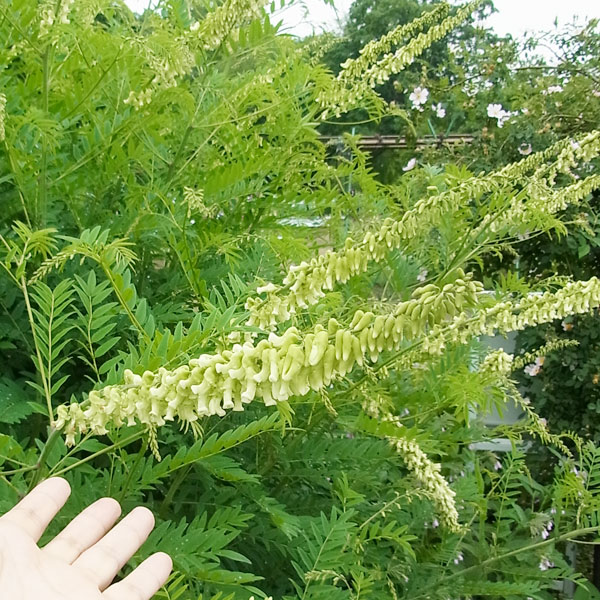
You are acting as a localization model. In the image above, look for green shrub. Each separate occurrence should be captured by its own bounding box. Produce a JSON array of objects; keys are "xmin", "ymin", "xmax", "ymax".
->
[{"xmin": 1, "ymin": 1, "xmax": 600, "ymax": 598}]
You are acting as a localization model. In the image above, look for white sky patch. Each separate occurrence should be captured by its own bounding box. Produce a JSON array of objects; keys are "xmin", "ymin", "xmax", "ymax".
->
[
  {"xmin": 124, "ymin": 0, "xmax": 598, "ymax": 40},
  {"xmin": 276, "ymin": 0, "xmax": 599, "ymax": 39},
  {"xmin": 484, "ymin": 0, "xmax": 597, "ymax": 38}
]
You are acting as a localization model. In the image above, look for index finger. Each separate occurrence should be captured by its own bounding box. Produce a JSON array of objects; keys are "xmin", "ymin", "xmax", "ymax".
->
[{"xmin": 0, "ymin": 477, "xmax": 71, "ymax": 542}]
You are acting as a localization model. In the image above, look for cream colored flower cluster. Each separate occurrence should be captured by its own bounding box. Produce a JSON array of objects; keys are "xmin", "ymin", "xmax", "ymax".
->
[
  {"xmin": 364, "ymin": 406, "xmax": 461, "ymax": 531},
  {"xmin": 317, "ymin": 1, "xmax": 481, "ymax": 116},
  {"xmin": 499, "ymin": 131, "xmax": 600, "ymax": 181},
  {"xmin": 245, "ymin": 196, "xmax": 479, "ymax": 329},
  {"xmin": 0, "ymin": 94, "xmax": 6, "ymax": 142},
  {"xmin": 479, "ymin": 349, "xmax": 514, "ymax": 375},
  {"xmin": 487, "ymin": 131, "xmax": 600, "ymax": 232},
  {"xmin": 124, "ymin": 36, "xmax": 194, "ymax": 110},
  {"xmin": 550, "ymin": 134, "xmax": 600, "ymax": 181},
  {"xmin": 416, "ymin": 278, "xmax": 600, "ymax": 361},
  {"xmin": 246, "ymin": 133, "xmax": 599, "ymax": 330},
  {"xmin": 489, "ymin": 174, "xmax": 600, "ymax": 234},
  {"xmin": 122, "ymin": 0, "xmax": 275, "ymax": 111},
  {"xmin": 394, "ymin": 436, "xmax": 461, "ymax": 532},
  {"xmin": 55, "ymin": 278, "xmax": 481, "ymax": 443},
  {"xmin": 39, "ymin": 0, "xmax": 74, "ymax": 37},
  {"xmin": 183, "ymin": 187, "xmax": 218, "ymax": 219},
  {"xmin": 124, "ymin": 88, "xmax": 154, "ymax": 110},
  {"xmin": 511, "ymin": 339, "xmax": 578, "ymax": 371},
  {"xmin": 244, "ymin": 198, "xmax": 473, "ymax": 329},
  {"xmin": 300, "ymin": 34, "xmax": 340, "ymax": 66},
  {"xmin": 195, "ymin": 0, "xmax": 269, "ymax": 51},
  {"xmin": 337, "ymin": 4, "xmax": 450, "ymax": 83},
  {"xmin": 359, "ymin": 2, "xmax": 480, "ymax": 89}
]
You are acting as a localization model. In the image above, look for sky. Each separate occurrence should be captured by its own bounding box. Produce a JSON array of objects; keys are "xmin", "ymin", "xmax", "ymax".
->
[
  {"xmin": 124, "ymin": 0, "xmax": 598, "ymax": 40},
  {"xmin": 274, "ymin": 0, "xmax": 599, "ymax": 39}
]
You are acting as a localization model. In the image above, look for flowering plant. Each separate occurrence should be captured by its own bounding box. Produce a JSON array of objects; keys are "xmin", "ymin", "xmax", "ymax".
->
[{"xmin": 1, "ymin": 1, "xmax": 600, "ymax": 598}]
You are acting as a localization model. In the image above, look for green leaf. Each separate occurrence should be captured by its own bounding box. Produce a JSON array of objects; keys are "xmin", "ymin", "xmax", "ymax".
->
[{"xmin": 0, "ymin": 379, "xmax": 35, "ymax": 424}]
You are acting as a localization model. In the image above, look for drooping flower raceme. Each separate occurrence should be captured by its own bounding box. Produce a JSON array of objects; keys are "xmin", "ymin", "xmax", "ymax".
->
[
  {"xmin": 55, "ymin": 276, "xmax": 600, "ymax": 445},
  {"xmin": 39, "ymin": 0, "xmax": 74, "ymax": 36},
  {"xmin": 196, "ymin": 0, "xmax": 270, "ymax": 50},
  {"xmin": 245, "ymin": 132, "xmax": 600, "ymax": 331},
  {"xmin": 55, "ymin": 276, "xmax": 483, "ymax": 443},
  {"xmin": 335, "ymin": 3, "xmax": 450, "ymax": 84},
  {"xmin": 317, "ymin": 1, "xmax": 483, "ymax": 117},
  {"xmin": 479, "ymin": 339, "xmax": 578, "ymax": 378},
  {"xmin": 0, "ymin": 94, "xmax": 5, "ymax": 142},
  {"xmin": 415, "ymin": 278, "xmax": 600, "ymax": 361},
  {"xmin": 479, "ymin": 349, "xmax": 514, "ymax": 375},
  {"xmin": 121, "ymin": 0, "xmax": 262, "ymax": 110},
  {"xmin": 54, "ymin": 278, "xmax": 600, "ymax": 531},
  {"xmin": 394, "ymin": 435, "xmax": 461, "ymax": 531},
  {"xmin": 489, "ymin": 174, "xmax": 600, "ymax": 234}
]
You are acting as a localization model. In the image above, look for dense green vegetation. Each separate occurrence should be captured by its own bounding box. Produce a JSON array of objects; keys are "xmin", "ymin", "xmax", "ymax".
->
[{"xmin": 1, "ymin": 0, "xmax": 600, "ymax": 598}]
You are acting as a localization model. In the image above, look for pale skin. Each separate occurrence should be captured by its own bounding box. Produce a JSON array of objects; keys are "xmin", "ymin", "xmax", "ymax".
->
[{"xmin": 0, "ymin": 477, "xmax": 172, "ymax": 599}]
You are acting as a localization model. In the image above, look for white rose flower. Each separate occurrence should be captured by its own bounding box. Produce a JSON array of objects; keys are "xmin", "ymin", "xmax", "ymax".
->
[
  {"xmin": 487, "ymin": 103, "xmax": 505, "ymax": 119},
  {"xmin": 403, "ymin": 157, "xmax": 417, "ymax": 172},
  {"xmin": 524, "ymin": 363, "xmax": 540, "ymax": 376},
  {"xmin": 432, "ymin": 102, "xmax": 446, "ymax": 118},
  {"xmin": 409, "ymin": 86, "xmax": 429, "ymax": 111},
  {"xmin": 543, "ymin": 85, "xmax": 563, "ymax": 95},
  {"xmin": 487, "ymin": 103, "xmax": 513, "ymax": 127},
  {"xmin": 518, "ymin": 143, "xmax": 532, "ymax": 156}
]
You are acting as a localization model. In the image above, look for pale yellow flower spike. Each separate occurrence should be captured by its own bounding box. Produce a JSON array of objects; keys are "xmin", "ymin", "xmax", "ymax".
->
[
  {"xmin": 55, "ymin": 277, "xmax": 483, "ymax": 444},
  {"xmin": 0, "ymin": 94, "xmax": 6, "ymax": 142},
  {"xmin": 196, "ymin": 0, "xmax": 270, "ymax": 51},
  {"xmin": 55, "ymin": 277, "xmax": 600, "ymax": 446},
  {"xmin": 318, "ymin": 0, "xmax": 484, "ymax": 116},
  {"xmin": 246, "ymin": 132, "xmax": 600, "ymax": 331},
  {"xmin": 337, "ymin": 3, "xmax": 450, "ymax": 83},
  {"xmin": 395, "ymin": 436, "xmax": 462, "ymax": 532}
]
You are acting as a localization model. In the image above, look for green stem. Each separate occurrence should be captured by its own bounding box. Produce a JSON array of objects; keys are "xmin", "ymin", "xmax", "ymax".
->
[
  {"xmin": 5, "ymin": 149, "xmax": 32, "ymax": 226},
  {"xmin": 48, "ymin": 432, "xmax": 94, "ymax": 476},
  {"xmin": 64, "ymin": 48, "xmax": 122, "ymax": 120},
  {"xmin": 30, "ymin": 426, "xmax": 63, "ymax": 490},
  {"xmin": 158, "ymin": 464, "xmax": 192, "ymax": 520},
  {"xmin": 0, "ymin": 465, "xmax": 37, "ymax": 477},
  {"xmin": 50, "ymin": 431, "xmax": 145, "ymax": 478},
  {"xmin": 39, "ymin": 47, "xmax": 50, "ymax": 227},
  {"xmin": 117, "ymin": 439, "xmax": 148, "ymax": 505},
  {"xmin": 0, "ymin": 6, "xmax": 42, "ymax": 56},
  {"xmin": 100, "ymin": 262, "xmax": 150, "ymax": 342},
  {"xmin": 21, "ymin": 276, "xmax": 54, "ymax": 422},
  {"xmin": 0, "ymin": 475, "xmax": 24, "ymax": 497}
]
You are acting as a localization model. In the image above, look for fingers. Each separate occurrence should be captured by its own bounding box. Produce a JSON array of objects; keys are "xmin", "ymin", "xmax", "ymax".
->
[
  {"xmin": 0, "ymin": 477, "xmax": 71, "ymax": 542},
  {"xmin": 73, "ymin": 506, "xmax": 156, "ymax": 590},
  {"xmin": 43, "ymin": 497, "xmax": 121, "ymax": 563},
  {"xmin": 102, "ymin": 552, "xmax": 173, "ymax": 600}
]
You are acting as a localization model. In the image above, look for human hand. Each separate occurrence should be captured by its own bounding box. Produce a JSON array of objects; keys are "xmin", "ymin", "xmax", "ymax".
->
[{"xmin": 0, "ymin": 477, "xmax": 172, "ymax": 599}]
